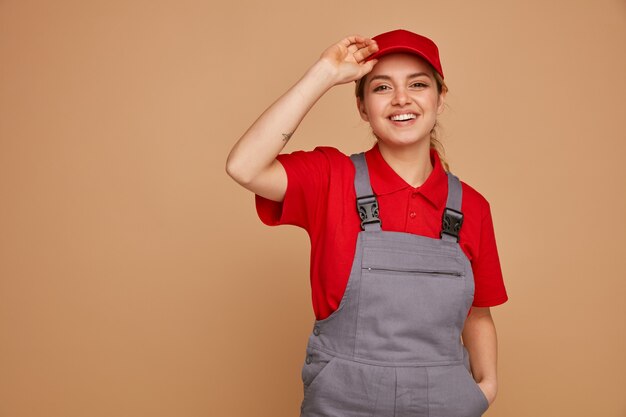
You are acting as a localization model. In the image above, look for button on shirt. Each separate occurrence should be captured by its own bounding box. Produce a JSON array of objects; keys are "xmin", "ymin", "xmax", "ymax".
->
[{"xmin": 255, "ymin": 142, "xmax": 508, "ymax": 321}]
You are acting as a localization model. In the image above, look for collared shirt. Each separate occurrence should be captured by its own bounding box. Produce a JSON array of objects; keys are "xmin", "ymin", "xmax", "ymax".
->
[{"xmin": 255, "ymin": 142, "xmax": 508, "ymax": 320}]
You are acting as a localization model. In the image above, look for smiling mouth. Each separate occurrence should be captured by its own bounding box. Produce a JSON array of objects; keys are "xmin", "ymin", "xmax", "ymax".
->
[{"xmin": 389, "ymin": 113, "xmax": 418, "ymax": 123}]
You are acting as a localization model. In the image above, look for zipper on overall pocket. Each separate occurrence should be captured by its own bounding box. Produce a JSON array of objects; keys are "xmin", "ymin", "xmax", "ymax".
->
[{"xmin": 364, "ymin": 266, "xmax": 463, "ymax": 277}]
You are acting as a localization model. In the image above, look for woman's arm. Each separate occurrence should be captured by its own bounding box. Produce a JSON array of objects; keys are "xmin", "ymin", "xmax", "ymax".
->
[
  {"xmin": 225, "ymin": 35, "xmax": 378, "ymax": 202},
  {"xmin": 461, "ymin": 306, "xmax": 499, "ymax": 406}
]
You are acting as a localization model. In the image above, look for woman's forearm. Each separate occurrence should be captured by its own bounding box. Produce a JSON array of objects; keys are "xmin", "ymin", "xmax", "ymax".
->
[
  {"xmin": 226, "ymin": 35, "xmax": 379, "ymax": 186},
  {"xmin": 225, "ymin": 59, "xmax": 336, "ymax": 185},
  {"xmin": 462, "ymin": 306, "xmax": 499, "ymax": 404}
]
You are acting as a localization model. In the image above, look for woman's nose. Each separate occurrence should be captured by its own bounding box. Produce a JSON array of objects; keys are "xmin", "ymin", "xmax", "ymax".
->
[{"xmin": 392, "ymin": 87, "xmax": 411, "ymax": 105}]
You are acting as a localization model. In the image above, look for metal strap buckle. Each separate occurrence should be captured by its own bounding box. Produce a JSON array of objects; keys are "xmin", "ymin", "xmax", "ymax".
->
[
  {"xmin": 356, "ymin": 194, "xmax": 381, "ymax": 229},
  {"xmin": 441, "ymin": 207, "xmax": 464, "ymax": 240}
]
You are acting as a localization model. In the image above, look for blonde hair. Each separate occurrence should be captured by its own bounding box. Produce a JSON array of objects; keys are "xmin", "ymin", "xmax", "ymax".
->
[{"xmin": 354, "ymin": 65, "xmax": 450, "ymax": 172}]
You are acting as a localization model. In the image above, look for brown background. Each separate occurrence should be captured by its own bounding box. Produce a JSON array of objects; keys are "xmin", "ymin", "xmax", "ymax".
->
[{"xmin": 1, "ymin": 0, "xmax": 625, "ymax": 416}]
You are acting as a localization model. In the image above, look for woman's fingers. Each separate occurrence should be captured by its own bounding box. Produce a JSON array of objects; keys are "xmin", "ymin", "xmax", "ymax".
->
[
  {"xmin": 346, "ymin": 43, "xmax": 360, "ymax": 54},
  {"xmin": 341, "ymin": 35, "xmax": 378, "ymax": 60},
  {"xmin": 357, "ymin": 58, "xmax": 378, "ymax": 78},
  {"xmin": 338, "ymin": 35, "xmax": 369, "ymax": 48},
  {"xmin": 318, "ymin": 35, "xmax": 380, "ymax": 86},
  {"xmin": 352, "ymin": 41, "xmax": 379, "ymax": 63}
]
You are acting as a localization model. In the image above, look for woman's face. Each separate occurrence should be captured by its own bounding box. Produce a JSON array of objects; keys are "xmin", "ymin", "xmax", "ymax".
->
[{"xmin": 357, "ymin": 53, "xmax": 446, "ymax": 148}]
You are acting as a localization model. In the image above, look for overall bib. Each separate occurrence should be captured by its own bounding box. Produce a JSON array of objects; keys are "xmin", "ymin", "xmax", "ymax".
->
[{"xmin": 299, "ymin": 153, "xmax": 489, "ymax": 417}]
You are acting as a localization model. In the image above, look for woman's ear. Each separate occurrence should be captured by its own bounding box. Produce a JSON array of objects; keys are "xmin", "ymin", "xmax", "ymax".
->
[
  {"xmin": 436, "ymin": 89, "xmax": 447, "ymax": 115},
  {"xmin": 357, "ymin": 97, "xmax": 369, "ymax": 122}
]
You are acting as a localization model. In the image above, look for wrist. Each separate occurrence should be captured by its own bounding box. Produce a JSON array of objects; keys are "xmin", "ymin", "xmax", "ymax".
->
[
  {"xmin": 305, "ymin": 59, "xmax": 338, "ymax": 90},
  {"xmin": 477, "ymin": 377, "xmax": 497, "ymax": 388}
]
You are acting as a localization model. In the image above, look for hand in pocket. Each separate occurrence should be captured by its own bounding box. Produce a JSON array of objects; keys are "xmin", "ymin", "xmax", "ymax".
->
[{"xmin": 476, "ymin": 380, "xmax": 496, "ymax": 406}]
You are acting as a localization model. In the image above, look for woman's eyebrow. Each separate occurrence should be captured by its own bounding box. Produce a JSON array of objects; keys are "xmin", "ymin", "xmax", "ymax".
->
[{"xmin": 368, "ymin": 72, "xmax": 430, "ymax": 84}]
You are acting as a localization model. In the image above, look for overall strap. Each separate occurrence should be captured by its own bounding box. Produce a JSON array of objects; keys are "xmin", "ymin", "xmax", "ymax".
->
[
  {"xmin": 350, "ymin": 153, "xmax": 382, "ymax": 231},
  {"xmin": 441, "ymin": 172, "xmax": 464, "ymax": 242}
]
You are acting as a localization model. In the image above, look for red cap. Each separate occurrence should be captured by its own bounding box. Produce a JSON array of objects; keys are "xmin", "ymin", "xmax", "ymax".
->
[{"xmin": 366, "ymin": 29, "xmax": 444, "ymax": 79}]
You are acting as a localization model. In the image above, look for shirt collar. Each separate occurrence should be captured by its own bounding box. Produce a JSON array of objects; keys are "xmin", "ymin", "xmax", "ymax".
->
[{"xmin": 364, "ymin": 142, "xmax": 448, "ymax": 208}]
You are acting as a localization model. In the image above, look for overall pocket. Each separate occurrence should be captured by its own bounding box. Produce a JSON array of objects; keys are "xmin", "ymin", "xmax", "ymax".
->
[
  {"xmin": 356, "ymin": 266, "xmax": 466, "ymax": 363},
  {"xmin": 301, "ymin": 348, "xmax": 338, "ymax": 394},
  {"xmin": 427, "ymin": 364, "xmax": 490, "ymax": 417},
  {"xmin": 460, "ymin": 366, "xmax": 489, "ymax": 413},
  {"xmin": 461, "ymin": 346, "xmax": 489, "ymax": 411}
]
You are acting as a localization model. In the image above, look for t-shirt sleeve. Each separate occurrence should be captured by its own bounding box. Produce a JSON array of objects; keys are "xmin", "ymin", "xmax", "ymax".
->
[
  {"xmin": 254, "ymin": 147, "xmax": 331, "ymax": 232},
  {"xmin": 471, "ymin": 200, "xmax": 509, "ymax": 307}
]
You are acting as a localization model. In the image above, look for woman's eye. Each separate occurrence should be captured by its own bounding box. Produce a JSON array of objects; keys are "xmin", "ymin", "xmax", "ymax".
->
[
  {"xmin": 373, "ymin": 85, "xmax": 390, "ymax": 92},
  {"xmin": 411, "ymin": 82, "xmax": 428, "ymax": 88}
]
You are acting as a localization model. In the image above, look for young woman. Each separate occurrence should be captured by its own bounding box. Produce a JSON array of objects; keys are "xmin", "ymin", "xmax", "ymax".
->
[{"xmin": 226, "ymin": 29, "xmax": 508, "ymax": 417}]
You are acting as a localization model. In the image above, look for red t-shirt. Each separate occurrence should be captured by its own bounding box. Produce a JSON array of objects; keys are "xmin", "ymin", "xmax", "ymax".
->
[{"xmin": 255, "ymin": 142, "xmax": 508, "ymax": 320}]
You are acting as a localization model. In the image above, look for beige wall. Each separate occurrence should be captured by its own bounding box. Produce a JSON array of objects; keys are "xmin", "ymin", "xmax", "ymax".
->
[{"xmin": 1, "ymin": 0, "xmax": 625, "ymax": 416}]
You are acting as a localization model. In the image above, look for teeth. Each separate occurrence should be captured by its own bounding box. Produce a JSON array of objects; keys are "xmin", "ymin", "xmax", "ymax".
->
[{"xmin": 390, "ymin": 113, "xmax": 417, "ymax": 121}]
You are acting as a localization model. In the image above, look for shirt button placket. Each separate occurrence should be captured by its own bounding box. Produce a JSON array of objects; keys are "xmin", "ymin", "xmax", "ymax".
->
[{"xmin": 408, "ymin": 191, "xmax": 419, "ymax": 232}]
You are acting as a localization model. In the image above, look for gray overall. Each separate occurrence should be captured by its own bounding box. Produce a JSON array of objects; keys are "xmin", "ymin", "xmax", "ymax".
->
[{"xmin": 299, "ymin": 153, "xmax": 489, "ymax": 417}]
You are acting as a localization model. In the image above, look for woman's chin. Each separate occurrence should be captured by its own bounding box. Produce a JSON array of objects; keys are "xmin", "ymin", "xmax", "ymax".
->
[{"xmin": 375, "ymin": 135, "xmax": 431, "ymax": 149}]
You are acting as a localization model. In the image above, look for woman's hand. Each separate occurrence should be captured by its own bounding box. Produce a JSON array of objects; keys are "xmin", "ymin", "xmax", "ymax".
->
[{"xmin": 318, "ymin": 35, "xmax": 379, "ymax": 86}]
